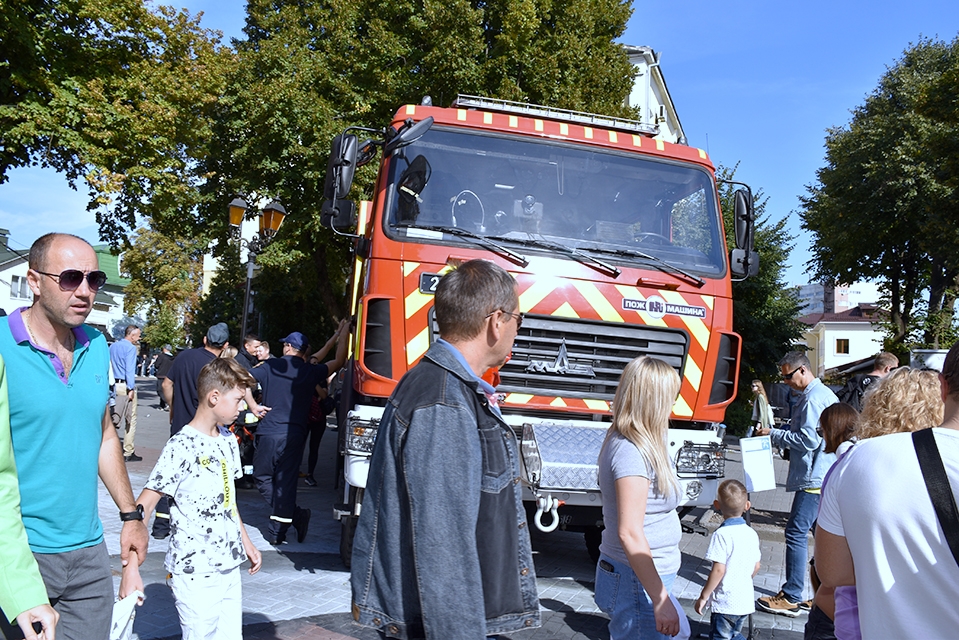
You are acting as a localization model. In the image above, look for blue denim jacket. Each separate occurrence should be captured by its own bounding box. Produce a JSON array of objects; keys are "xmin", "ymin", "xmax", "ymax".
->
[
  {"xmin": 350, "ymin": 342, "xmax": 541, "ymax": 639},
  {"xmin": 770, "ymin": 377, "xmax": 838, "ymax": 491}
]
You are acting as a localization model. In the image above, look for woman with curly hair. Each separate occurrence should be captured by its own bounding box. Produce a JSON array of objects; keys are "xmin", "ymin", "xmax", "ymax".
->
[
  {"xmin": 855, "ymin": 367, "xmax": 943, "ymax": 440},
  {"xmin": 594, "ymin": 356, "xmax": 684, "ymax": 639}
]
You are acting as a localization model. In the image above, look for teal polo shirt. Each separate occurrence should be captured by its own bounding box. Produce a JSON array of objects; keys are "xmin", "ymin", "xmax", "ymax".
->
[{"xmin": 0, "ymin": 309, "xmax": 110, "ymax": 553}]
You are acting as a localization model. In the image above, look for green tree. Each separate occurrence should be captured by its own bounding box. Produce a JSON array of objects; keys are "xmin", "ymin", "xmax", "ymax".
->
[
  {"xmin": 190, "ymin": 0, "xmax": 639, "ymax": 342},
  {"xmin": 0, "ymin": 0, "xmax": 232, "ymax": 244},
  {"xmin": 801, "ymin": 37, "xmax": 959, "ymax": 349},
  {"xmin": 120, "ymin": 224, "xmax": 204, "ymax": 348},
  {"xmin": 719, "ymin": 166, "xmax": 804, "ymax": 431}
]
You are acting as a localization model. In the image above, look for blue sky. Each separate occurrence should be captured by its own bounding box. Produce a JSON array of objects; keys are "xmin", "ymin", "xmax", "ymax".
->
[{"xmin": 2, "ymin": 0, "xmax": 957, "ymax": 287}]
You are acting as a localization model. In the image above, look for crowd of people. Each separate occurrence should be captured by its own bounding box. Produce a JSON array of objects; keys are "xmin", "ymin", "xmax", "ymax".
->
[{"xmin": 2, "ymin": 234, "xmax": 958, "ymax": 640}]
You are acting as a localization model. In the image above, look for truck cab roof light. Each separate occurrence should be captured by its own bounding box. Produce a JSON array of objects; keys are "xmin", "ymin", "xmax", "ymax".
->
[{"xmin": 452, "ymin": 94, "xmax": 660, "ymax": 137}]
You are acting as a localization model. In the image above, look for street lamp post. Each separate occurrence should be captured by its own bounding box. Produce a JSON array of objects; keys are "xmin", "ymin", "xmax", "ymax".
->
[{"xmin": 228, "ymin": 197, "xmax": 287, "ymax": 340}]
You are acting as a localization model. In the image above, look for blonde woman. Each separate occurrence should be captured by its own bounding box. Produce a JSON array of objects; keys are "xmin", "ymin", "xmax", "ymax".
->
[
  {"xmin": 749, "ymin": 380, "xmax": 774, "ymax": 437},
  {"xmin": 594, "ymin": 356, "xmax": 683, "ymax": 639}
]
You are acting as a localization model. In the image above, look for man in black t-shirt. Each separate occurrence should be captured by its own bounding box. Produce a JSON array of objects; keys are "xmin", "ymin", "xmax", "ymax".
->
[
  {"xmin": 153, "ymin": 344, "xmax": 175, "ymax": 410},
  {"xmin": 251, "ymin": 325, "xmax": 347, "ymax": 544}
]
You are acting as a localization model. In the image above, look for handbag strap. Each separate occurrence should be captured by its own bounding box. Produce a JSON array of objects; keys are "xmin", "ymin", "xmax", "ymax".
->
[{"xmin": 912, "ymin": 428, "xmax": 959, "ymax": 567}]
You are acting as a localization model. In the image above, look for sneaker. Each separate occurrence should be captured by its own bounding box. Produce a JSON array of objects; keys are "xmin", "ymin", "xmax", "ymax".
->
[
  {"xmin": 124, "ymin": 453, "xmax": 143, "ymax": 462},
  {"xmin": 304, "ymin": 475, "xmax": 317, "ymax": 487},
  {"xmin": 292, "ymin": 508, "xmax": 311, "ymax": 543},
  {"xmin": 799, "ymin": 599, "xmax": 813, "ymax": 612},
  {"xmin": 756, "ymin": 591, "xmax": 802, "ymax": 617}
]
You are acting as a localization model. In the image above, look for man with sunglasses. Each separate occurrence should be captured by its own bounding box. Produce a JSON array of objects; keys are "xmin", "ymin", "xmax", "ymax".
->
[
  {"xmin": 0, "ymin": 233, "xmax": 148, "ymax": 640},
  {"xmin": 350, "ymin": 259, "xmax": 540, "ymax": 638},
  {"xmin": 754, "ymin": 351, "xmax": 837, "ymax": 617}
]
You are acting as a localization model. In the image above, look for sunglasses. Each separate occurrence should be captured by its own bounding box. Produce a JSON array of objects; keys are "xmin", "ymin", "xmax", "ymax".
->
[
  {"xmin": 36, "ymin": 269, "xmax": 108, "ymax": 292},
  {"xmin": 782, "ymin": 366, "xmax": 803, "ymax": 380},
  {"xmin": 486, "ymin": 309, "xmax": 524, "ymax": 329}
]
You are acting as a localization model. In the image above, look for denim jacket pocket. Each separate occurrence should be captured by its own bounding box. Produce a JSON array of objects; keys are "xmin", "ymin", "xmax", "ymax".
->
[{"xmin": 478, "ymin": 424, "xmax": 511, "ymax": 492}]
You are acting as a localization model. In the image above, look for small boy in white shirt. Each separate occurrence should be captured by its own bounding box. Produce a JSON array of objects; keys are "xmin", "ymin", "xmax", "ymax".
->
[
  {"xmin": 121, "ymin": 357, "xmax": 262, "ymax": 639},
  {"xmin": 695, "ymin": 479, "xmax": 761, "ymax": 640}
]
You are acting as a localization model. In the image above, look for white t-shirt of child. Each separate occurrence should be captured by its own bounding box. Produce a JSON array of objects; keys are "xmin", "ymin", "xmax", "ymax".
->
[
  {"xmin": 704, "ymin": 518, "xmax": 760, "ymax": 615},
  {"xmin": 146, "ymin": 425, "xmax": 246, "ymax": 575},
  {"xmin": 818, "ymin": 428, "xmax": 959, "ymax": 640}
]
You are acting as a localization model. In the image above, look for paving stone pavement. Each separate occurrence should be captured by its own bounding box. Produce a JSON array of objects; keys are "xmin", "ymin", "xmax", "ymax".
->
[{"xmin": 100, "ymin": 379, "xmax": 809, "ymax": 639}]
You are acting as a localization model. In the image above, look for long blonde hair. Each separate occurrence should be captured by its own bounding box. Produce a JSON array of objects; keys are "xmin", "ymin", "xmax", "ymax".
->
[
  {"xmin": 604, "ymin": 356, "xmax": 681, "ymax": 499},
  {"xmin": 751, "ymin": 379, "xmax": 769, "ymax": 402},
  {"xmin": 856, "ymin": 367, "xmax": 943, "ymax": 440}
]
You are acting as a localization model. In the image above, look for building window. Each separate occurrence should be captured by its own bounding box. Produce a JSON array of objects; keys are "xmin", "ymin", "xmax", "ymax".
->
[
  {"xmin": 10, "ymin": 275, "xmax": 32, "ymax": 300},
  {"xmin": 836, "ymin": 338, "xmax": 850, "ymax": 355}
]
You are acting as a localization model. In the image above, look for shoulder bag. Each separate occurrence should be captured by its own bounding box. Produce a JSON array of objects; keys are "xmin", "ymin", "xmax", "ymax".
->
[{"xmin": 912, "ymin": 428, "xmax": 959, "ymax": 567}]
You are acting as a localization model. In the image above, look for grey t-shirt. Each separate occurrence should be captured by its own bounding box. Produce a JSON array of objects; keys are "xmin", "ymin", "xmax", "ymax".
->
[{"xmin": 598, "ymin": 432, "xmax": 682, "ymax": 575}]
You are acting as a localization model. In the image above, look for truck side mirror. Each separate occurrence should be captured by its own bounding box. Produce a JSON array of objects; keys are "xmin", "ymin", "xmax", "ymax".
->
[
  {"xmin": 321, "ymin": 134, "xmax": 359, "ymax": 229},
  {"xmin": 733, "ymin": 189, "xmax": 754, "ymax": 252},
  {"xmin": 321, "ymin": 199, "xmax": 356, "ymax": 229},
  {"xmin": 383, "ymin": 117, "xmax": 434, "ymax": 155},
  {"xmin": 729, "ymin": 249, "xmax": 759, "ymax": 278}
]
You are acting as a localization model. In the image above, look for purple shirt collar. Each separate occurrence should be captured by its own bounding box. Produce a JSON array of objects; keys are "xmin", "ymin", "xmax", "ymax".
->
[{"xmin": 9, "ymin": 307, "xmax": 91, "ymax": 383}]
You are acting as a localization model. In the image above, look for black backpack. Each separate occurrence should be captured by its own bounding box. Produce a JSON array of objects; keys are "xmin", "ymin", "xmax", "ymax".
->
[{"xmin": 837, "ymin": 374, "xmax": 879, "ymax": 411}]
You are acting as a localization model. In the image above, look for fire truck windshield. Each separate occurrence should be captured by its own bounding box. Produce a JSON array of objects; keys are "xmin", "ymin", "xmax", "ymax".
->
[{"xmin": 385, "ymin": 127, "xmax": 727, "ymax": 277}]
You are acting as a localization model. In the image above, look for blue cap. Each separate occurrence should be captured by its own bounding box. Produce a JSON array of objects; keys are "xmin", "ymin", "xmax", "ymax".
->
[{"xmin": 280, "ymin": 331, "xmax": 308, "ymax": 352}]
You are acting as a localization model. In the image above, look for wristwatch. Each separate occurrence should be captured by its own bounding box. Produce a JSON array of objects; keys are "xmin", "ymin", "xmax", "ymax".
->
[{"xmin": 119, "ymin": 504, "xmax": 144, "ymax": 522}]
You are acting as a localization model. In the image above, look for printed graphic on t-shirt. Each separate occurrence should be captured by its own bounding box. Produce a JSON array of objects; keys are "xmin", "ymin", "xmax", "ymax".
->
[{"xmin": 146, "ymin": 425, "xmax": 246, "ymax": 574}]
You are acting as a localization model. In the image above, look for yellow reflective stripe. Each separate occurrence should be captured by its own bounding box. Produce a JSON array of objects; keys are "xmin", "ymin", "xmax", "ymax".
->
[
  {"xmin": 656, "ymin": 139, "xmax": 665, "ymax": 151},
  {"xmin": 550, "ymin": 397, "xmax": 567, "ymax": 407},
  {"xmin": 559, "ymin": 123, "xmax": 569, "ymax": 136},
  {"xmin": 519, "ymin": 277, "xmax": 559, "ymax": 312},
  {"xmin": 672, "ymin": 394, "xmax": 694, "ymax": 417},
  {"xmin": 505, "ymin": 393, "xmax": 533, "ymax": 405},
  {"xmin": 584, "ymin": 399, "xmax": 610, "ymax": 412},
  {"xmin": 552, "ymin": 302, "xmax": 580, "ymax": 318},
  {"xmin": 698, "ymin": 148, "xmax": 707, "ymax": 159},
  {"xmin": 509, "ymin": 116, "xmax": 518, "ymax": 128},
  {"xmin": 584, "ymin": 127, "xmax": 594, "ymax": 139},
  {"xmin": 405, "ymin": 288, "xmax": 433, "ymax": 319},
  {"xmin": 683, "ymin": 357, "xmax": 703, "ymax": 392},
  {"xmin": 661, "ymin": 291, "xmax": 709, "ymax": 351},
  {"xmin": 403, "ymin": 261, "xmax": 420, "ymax": 277},
  {"xmin": 608, "ymin": 131, "xmax": 618, "ymax": 143},
  {"xmin": 457, "ymin": 109, "xmax": 467, "ymax": 121},
  {"xmin": 632, "ymin": 134, "xmax": 642, "ymax": 147},
  {"xmin": 614, "ymin": 285, "xmax": 669, "ymax": 326},
  {"xmin": 484, "ymin": 112, "xmax": 493, "ymax": 124},
  {"xmin": 406, "ymin": 328, "xmax": 430, "ymax": 365},
  {"xmin": 535, "ymin": 119, "xmax": 544, "ymax": 132},
  {"xmin": 702, "ymin": 295, "xmax": 714, "ymax": 310},
  {"xmin": 572, "ymin": 281, "xmax": 623, "ymax": 323},
  {"xmin": 405, "ymin": 105, "xmax": 416, "ymax": 116}
]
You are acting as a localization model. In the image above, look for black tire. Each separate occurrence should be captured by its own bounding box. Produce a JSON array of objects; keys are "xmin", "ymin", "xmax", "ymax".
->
[{"xmin": 584, "ymin": 525, "xmax": 603, "ymax": 564}]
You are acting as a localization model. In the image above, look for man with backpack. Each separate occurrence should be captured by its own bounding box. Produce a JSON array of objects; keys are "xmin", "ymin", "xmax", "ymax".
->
[{"xmin": 836, "ymin": 352, "xmax": 898, "ymax": 411}]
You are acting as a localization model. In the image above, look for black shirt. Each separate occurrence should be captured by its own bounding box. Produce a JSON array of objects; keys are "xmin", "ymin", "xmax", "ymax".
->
[
  {"xmin": 166, "ymin": 347, "xmax": 216, "ymax": 435},
  {"xmin": 154, "ymin": 352, "xmax": 175, "ymax": 379},
  {"xmin": 251, "ymin": 355, "xmax": 329, "ymax": 435}
]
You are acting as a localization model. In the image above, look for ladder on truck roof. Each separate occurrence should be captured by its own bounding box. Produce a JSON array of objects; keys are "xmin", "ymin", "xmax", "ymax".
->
[{"xmin": 451, "ymin": 94, "xmax": 660, "ymax": 138}]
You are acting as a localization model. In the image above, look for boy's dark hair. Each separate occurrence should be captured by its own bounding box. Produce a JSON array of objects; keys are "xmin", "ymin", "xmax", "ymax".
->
[
  {"xmin": 716, "ymin": 479, "xmax": 749, "ymax": 517},
  {"xmin": 198, "ymin": 357, "xmax": 256, "ymax": 399}
]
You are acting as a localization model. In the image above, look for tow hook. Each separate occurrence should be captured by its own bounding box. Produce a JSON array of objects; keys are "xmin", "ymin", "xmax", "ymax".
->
[{"xmin": 534, "ymin": 494, "xmax": 564, "ymax": 533}]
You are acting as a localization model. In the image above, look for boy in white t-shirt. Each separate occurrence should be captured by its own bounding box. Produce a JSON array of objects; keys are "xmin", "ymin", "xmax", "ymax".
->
[
  {"xmin": 695, "ymin": 479, "xmax": 761, "ymax": 640},
  {"xmin": 121, "ymin": 357, "xmax": 262, "ymax": 639}
]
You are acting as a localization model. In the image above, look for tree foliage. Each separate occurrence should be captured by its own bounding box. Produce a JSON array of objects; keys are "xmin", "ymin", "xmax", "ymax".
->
[
  {"xmin": 800, "ymin": 37, "xmax": 959, "ymax": 349},
  {"xmin": 0, "ymin": 0, "xmax": 232, "ymax": 244},
  {"xmin": 120, "ymin": 224, "xmax": 204, "ymax": 348}
]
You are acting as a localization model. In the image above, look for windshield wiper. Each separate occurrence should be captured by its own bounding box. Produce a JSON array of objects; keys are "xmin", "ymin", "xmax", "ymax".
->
[
  {"xmin": 488, "ymin": 235, "xmax": 621, "ymax": 278},
  {"xmin": 582, "ymin": 246, "xmax": 705, "ymax": 288},
  {"xmin": 396, "ymin": 224, "xmax": 528, "ymax": 267}
]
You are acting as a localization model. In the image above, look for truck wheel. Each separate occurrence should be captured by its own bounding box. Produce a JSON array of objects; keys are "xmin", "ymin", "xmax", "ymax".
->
[{"xmin": 584, "ymin": 525, "xmax": 603, "ymax": 564}]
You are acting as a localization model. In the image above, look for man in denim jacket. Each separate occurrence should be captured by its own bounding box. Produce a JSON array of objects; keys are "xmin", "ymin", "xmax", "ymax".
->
[
  {"xmin": 755, "ymin": 352, "xmax": 837, "ymax": 617},
  {"xmin": 350, "ymin": 260, "xmax": 541, "ymax": 639}
]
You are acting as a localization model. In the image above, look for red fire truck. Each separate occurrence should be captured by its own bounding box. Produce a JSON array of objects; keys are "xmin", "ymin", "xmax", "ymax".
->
[{"xmin": 322, "ymin": 94, "xmax": 757, "ymax": 564}]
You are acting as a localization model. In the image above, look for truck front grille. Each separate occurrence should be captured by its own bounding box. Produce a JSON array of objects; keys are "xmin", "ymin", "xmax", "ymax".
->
[{"xmin": 498, "ymin": 315, "xmax": 689, "ymax": 401}]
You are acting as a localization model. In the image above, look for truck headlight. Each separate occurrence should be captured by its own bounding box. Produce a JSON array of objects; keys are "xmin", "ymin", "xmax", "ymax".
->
[
  {"xmin": 675, "ymin": 441, "xmax": 726, "ymax": 478},
  {"xmin": 685, "ymin": 480, "xmax": 703, "ymax": 500},
  {"xmin": 346, "ymin": 412, "xmax": 379, "ymax": 454}
]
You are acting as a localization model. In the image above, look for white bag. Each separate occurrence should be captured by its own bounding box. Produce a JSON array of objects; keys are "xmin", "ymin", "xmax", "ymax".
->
[
  {"xmin": 669, "ymin": 591, "xmax": 691, "ymax": 640},
  {"xmin": 110, "ymin": 590, "xmax": 144, "ymax": 640}
]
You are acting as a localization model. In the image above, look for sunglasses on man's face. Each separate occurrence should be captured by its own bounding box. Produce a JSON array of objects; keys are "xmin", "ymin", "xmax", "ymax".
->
[
  {"xmin": 782, "ymin": 366, "xmax": 803, "ymax": 380},
  {"xmin": 35, "ymin": 269, "xmax": 108, "ymax": 292}
]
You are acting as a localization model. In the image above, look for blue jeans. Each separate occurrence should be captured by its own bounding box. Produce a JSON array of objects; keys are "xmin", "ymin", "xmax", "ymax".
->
[
  {"xmin": 710, "ymin": 612, "xmax": 747, "ymax": 640},
  {"xmin": 783, "ymin": 489, "xmax": 820, "ymax": 602},
  {"xmin": 594, "ymin": 553, "xmax": 677, "ymax": 640}
]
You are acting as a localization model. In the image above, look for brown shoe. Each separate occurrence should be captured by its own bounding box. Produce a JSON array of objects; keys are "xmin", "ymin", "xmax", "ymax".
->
[{"xmin": 756, "ymin": 591, "xmax": 802, "ymax": 617}]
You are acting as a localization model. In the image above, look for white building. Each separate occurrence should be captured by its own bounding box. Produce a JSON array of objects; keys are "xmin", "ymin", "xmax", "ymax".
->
[
  {"xmin": 624, "ymin": 45, "xmax": 685, "ymax": 145},
  {"xmin": 798, "ymin": 304, "xmax": 885, "ymax": 378}
]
